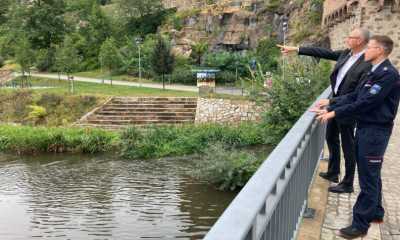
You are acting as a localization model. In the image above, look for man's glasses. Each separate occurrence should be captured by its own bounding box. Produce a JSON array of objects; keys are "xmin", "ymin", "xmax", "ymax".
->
[{"xmin": 347, "ymin": 36, "xmax": 360, "ymax": 39}]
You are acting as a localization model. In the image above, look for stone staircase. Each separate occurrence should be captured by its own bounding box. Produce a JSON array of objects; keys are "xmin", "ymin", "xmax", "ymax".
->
[{"xmin": 76, "ymin": 97, "xmax": 198, "ymax": 130}]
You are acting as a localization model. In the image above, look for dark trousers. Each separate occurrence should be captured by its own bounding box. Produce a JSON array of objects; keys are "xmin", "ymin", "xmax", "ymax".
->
[
  {"xmin": 325, "ymin": 118, "xmax": 356, "ymax": 186},
  {"xmin": 352, "ymin": 127, "xmax": 391, "ymax": 232}
]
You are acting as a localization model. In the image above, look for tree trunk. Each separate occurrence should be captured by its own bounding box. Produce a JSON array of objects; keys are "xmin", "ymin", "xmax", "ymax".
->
[{"xmin": 162, "ymin": 74, "xmax": 165, "ymax": 90}]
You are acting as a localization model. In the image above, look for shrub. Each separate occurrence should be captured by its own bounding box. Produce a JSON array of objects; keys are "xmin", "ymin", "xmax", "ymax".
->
[
  {"xmin": 192, "ymin": 143, "xmax": 262, "ymax": 191},
  {"xmin": 216, "ymin": 71, "xmax": 236, "ymax": 85},
  {"xmin": 261, "ymin": 58, "xmax": 331, "ymax": 144},
  {"xmin": 169, "ymin": 68, "xmax": 196, "ymax": 85},
  {"xmin": 26, "ymin": 105, "xmax": 47, "ymax": 125}
]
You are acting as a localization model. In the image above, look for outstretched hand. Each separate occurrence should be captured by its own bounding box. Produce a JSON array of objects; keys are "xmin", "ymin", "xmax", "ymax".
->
[{"xmin": 276, "ymin": 44, "xmax": 299, "ymax": 55}]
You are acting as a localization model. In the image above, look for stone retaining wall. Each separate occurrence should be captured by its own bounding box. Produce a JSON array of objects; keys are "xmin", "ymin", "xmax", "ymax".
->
[{"xmin": 195, "ymin": 98, "xmax": 263, "ymax": 124}]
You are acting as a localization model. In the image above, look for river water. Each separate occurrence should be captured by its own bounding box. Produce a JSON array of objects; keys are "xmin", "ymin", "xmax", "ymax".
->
[{"xmin": 0, "ymin": 153, "xmax": 238, "ymax": 240}]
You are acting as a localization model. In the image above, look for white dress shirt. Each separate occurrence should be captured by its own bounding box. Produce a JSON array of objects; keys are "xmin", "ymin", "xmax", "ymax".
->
[
  {"xmin": 371, "ymin": 59, "xmax": 386, "ymax": 72},
  {"xmin": 334, "ymin": 50, "xmax": 365, "ymax": 94}
]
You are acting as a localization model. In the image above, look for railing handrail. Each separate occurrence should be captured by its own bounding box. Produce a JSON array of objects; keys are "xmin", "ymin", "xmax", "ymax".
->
[{"xmin": 204, "ymin": 87, "xmax": 332, "ymax": 240}]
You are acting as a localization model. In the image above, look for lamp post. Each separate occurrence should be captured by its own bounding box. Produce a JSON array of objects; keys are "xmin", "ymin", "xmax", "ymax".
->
[
  {"xmin": 281, "ymin": 16, "xmax": 288, "ymax": 81},
  {"xmin": 135, "ymin": 37, "xmax": 143, "ymax": 87}
]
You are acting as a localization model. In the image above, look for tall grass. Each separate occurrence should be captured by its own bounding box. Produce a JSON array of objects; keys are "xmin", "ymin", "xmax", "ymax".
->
[
  {"xmin": 0, "ymin": 125, "xmax": 118, "ymax": 154},
  {"xmin": 120, "ymin": 123, "xmax": 266, "ymax": 159}
]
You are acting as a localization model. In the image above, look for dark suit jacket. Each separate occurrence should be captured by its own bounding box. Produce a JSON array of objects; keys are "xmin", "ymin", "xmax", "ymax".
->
[{"xmin": 298, "ymin": 47, "xmax": 372, "ymax": 124}]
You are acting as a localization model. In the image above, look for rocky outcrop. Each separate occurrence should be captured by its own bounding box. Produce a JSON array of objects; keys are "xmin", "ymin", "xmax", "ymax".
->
[
  {"xmin": 163, "ymin": 0, "xmax": 277, "ymax": 56},
  {"xmin": 162, "ymin": 0, "xmax": 326, "ymax": 56}
]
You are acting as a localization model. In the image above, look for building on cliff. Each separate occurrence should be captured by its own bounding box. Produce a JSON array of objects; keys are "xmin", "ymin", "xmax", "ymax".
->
[{"xmin": 322, "ymin": 0, "xmax": 400, "ymax": 68}]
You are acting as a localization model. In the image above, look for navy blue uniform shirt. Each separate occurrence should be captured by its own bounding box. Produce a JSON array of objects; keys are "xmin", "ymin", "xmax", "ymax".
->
[{"xmin": 328, "ymin": 59, "xmax": 400, "ymax": 128}]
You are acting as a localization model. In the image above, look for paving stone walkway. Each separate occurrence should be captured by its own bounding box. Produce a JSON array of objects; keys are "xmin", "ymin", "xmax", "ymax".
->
[{"xmin": 320, "ymin": 114, "xmax": 400, "ymax": 240}]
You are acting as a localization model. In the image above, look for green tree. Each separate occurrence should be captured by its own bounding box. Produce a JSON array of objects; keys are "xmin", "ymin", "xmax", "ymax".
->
[
  {"xmin": 55, "ymin": 36, "xmax": 80, "ymax": 93},
  {"xmin": 99, "ymin": 37, "xmax": 121, "ymax": 86},
  {"xmin": 14, "ymin": 35, "xmax": 35, "ymax": 87},
  {"xmin": 255, "ymin": 37, "xmax": 280, "ymax": 72},
  {"xmin": 118, "ymin": 0, "xmax": 163, "ymax": 18},
  {"xmin": 78, "ymin": 1, "xmax": 112, "ymax": 69},
  {"xmin": 0, "ymin": 0, "xmax": 10, "ymax": 24},
  {"xmin": 118, "ymin": 0, "xmax": 168, "ymax": 35},
  {"xmin": 150, "ymin": 35, "xmax": 175, "ymax": 90},
  {"xmin": 190, "ymin": 42, "xmax": 208, "ymax": 65}
]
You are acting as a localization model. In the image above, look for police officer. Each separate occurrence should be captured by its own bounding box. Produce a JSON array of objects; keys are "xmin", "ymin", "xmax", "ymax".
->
[{"xmin": 313, "ymin": 35, "xmax": 400, "ymax": 239}]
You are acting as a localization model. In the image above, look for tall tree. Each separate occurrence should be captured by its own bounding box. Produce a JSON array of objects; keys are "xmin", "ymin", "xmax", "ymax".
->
[
  {"xmin": 55, "ymin": 36, "xmax": 79, "ymax": 93},
  {"xmin": 99, "ymin": 37, "xmax": 121, "ymax": 86},
  {"xmin": 150, "ymin": 35, "xmax": 175, "ymax": 90},
  {"xmin": 76, "ymin": 1, "xmax": 112, "ymax": 69},
  {"xmin": 118, "ymin": 0, "xmax": 163, "ymax": 18}
]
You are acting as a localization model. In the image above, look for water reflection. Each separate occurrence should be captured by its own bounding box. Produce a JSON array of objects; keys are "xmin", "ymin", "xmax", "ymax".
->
[{"xmin": 0, "ymin": 154, "xmax": 237, "ymax": 240}]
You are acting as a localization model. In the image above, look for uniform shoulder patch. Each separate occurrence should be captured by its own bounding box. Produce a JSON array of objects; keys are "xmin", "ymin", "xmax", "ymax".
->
[{"xmin": 369, "ymin": 84, "xmax": 382, "ymax": 95}]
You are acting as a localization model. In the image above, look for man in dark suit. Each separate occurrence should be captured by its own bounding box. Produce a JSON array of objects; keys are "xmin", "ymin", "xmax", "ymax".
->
[{"xmin": 277, "ymin": 28, "xmax": 372, "ymax": 193}]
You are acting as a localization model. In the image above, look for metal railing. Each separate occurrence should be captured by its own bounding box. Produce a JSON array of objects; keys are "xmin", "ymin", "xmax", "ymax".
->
[{"xmin": 204, "ymin": 87, "xmax": 332, "ymax": 240}]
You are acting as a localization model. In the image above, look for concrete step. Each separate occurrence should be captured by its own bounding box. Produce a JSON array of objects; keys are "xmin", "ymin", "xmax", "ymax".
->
[
  {"xmin": 99, "ymin": 108, "xmax": 197, "ymax": 113},
  {"xmin": 105, "ymin": 103, "xmax": 197, "ymax": 108},
  {"xmin": 77, "ymin": 122, "xmax": 192, "ymax": 130},
  {"xmin": 86, "ymin": 119, "xmax": 194, "ymax": 125},
  {"xmin": 88, "ymin": 115, "xmax": 194, "ymax": 121},
  {"xmin": 111, "ymin": 100, "xmax": 197, "ymax": 104},
  {"xmin": 113, "ymin": 97, "xmax": 197, "ymax": 102},
  {"xmin": 95, "ymin": 112, "xmax": 195, "ymax": 117}
]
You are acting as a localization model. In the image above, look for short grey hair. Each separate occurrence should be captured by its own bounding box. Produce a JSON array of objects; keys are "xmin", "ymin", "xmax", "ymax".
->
[{"xmin": 358, "ymin": 28, "xmax": 371, "ymax": 44}]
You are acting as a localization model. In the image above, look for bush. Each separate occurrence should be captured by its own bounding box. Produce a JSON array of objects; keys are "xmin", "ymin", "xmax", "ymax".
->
[
  {"xmin": 261, "ymin": 58, "xmax": 331, "ymax": 144},
  {"xmin": 169, "ymin": 68, "xmax": 196, "ymax": 85},
  {"xmin": 216, "ymin": 71, "xmax": 236, "ymax": 85},
  {"xmin": 192, "ymin": 143, "xmax": 262, "ymax": 191}
]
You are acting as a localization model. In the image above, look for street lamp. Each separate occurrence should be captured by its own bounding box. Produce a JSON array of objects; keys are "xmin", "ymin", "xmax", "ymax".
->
[
  {"xmin": 135, "ymin": 37, "xmax": 143, "ymax": 87},
  {"xmin": 281, "ymin": 16, "xmax": 289, "ymax": 81}
]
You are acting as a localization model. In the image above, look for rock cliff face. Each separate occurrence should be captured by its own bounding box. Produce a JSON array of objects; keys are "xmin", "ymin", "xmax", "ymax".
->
[
  {"xmin": 161, "ymin": 0, "xmax": 325, "ymax": 56},
  {"xmin": 162, "ymin": 0, "xmax": 278, "ymax": 56}
]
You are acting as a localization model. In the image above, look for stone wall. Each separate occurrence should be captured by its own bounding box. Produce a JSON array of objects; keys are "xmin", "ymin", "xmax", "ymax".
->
[
  {"xmin": 323, "ymin": 0, "xmax": 400, "ymax": 68},
  {"xmin": 195, "ymin": 98, "xmax": 263, "ymax": 124}
]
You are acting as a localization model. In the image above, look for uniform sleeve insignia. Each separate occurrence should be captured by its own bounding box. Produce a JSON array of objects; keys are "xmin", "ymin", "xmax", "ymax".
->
[{"xmin": 369, "ymin": 84, "xmax": 382, "ymax": 95}]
